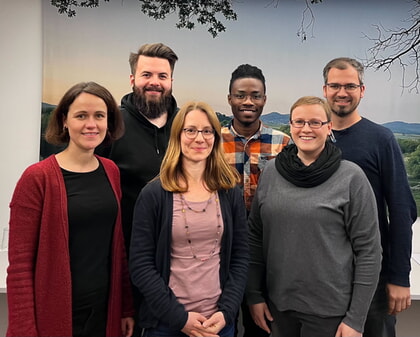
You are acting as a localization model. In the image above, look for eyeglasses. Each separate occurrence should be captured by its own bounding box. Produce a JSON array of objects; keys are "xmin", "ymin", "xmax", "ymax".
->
[
  {"xmin": 290, "ymin": 119, "xmax": 330, "ymax": 129},
  {"xmin": 183, "ymin": 128, "xmax": 215, "ymax": 139},
  {"xmin": 326, "ymin": 83, "xmax": 362, "ymax": 92},
  {"xmin": 231, "ymin": 93, "xmax": 264, "ymax": 102}
]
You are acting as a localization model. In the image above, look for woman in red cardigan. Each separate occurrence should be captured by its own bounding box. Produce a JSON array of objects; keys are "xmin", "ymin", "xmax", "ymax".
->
[{"xmin": 6, "ymin": 82, "xmax": 134, "ymax": 337}]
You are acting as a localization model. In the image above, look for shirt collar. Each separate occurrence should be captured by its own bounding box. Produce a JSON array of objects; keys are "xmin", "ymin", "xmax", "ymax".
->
[{"xmin": 229, "ymin": 120, "xmax": 262, "ymax": 140}]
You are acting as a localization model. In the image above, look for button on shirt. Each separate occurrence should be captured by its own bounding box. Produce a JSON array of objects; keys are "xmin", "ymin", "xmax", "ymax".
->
[{"xmin": 221, "ymin": 122, "xmax": 290, "ymax": 210}]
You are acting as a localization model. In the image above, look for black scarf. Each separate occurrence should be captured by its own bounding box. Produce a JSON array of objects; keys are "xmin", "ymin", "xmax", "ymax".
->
[{"xmin": 275, "ymin": 141, "xmax": 342, "ymax": 188}]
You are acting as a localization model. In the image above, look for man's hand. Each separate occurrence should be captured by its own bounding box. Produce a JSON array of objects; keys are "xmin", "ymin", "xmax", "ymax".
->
[
  {"xmin": 249, "ymin": 302, "xmax": 273, "ymax": 334},
  {"xmin": 335, "ymin": 322, "xmax": 361, "ymax": 337},
  {"xmin": 387, "ymin": 283, "xmax": 411, "ymax": 315}
]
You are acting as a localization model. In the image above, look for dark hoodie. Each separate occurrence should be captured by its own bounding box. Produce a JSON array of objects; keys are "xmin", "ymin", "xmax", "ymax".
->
[{"xmin": 97, "ymin": 92, "xmax": 178, "ymax": 250}]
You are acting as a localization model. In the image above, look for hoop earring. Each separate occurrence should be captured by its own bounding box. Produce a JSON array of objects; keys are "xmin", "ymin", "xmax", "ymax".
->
[{"xmin": 329, "ymin": 130, "xmax": 336, "ymax": 143}]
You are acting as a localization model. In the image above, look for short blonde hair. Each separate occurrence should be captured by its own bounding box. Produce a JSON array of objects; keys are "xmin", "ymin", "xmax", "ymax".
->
[{"xmin": 290, "ymin": 96, "xmax": 332, "ymax": 121}]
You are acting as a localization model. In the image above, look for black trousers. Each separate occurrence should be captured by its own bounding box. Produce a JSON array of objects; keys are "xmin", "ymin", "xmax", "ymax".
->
[
  {"xmin": 363, "ymin": 276, "xmax": 396, "ymax": 337},
  {"xmin": 72, "ymin": 298, "xmax": 108, "ymax": 337},
  {"xmin": 269, "ymin": 305, "xmax": 343, "ymax": 337},
  {"xmin": 237, "ymin": 300, "xmax": 270, "ymax": 337}
]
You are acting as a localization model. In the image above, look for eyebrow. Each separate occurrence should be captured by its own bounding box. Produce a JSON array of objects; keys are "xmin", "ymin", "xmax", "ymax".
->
[
  {"xmin": 234, "ymin": 90, "xmax": 263, "ymax": 93},
  {"xmin": 141, "ymin": 70, "xmax": 169, "ymax": 75},
  {"xmin": 184, "ymin": 125, "xmax": 212, "ymax": 128}
]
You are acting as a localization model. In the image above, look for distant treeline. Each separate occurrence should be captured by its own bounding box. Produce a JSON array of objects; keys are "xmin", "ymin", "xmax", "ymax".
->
[{"xmin": 40, "ymin": 103, "xmax": 420, "ymax": 180}]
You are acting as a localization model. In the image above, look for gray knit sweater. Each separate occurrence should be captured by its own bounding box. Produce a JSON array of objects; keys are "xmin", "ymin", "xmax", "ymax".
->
[{"xmin": 246, "ymin": 159, "xmax": 381, "ymax": 333}]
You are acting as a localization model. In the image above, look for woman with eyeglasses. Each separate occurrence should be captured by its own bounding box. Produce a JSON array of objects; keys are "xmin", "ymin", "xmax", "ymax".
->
[
  {"xmin": 246, "ymin": 96, "xmax": 381, "ymax": 337},
  {"xmin": 129, "ymin": 101, "xmax": 249, "ymax": 337}
]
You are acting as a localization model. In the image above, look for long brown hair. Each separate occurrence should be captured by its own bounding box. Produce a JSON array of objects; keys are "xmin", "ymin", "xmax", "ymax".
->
[{"xmin": 159, "ymin": 101, "xmax": 240, "ymax": 192}]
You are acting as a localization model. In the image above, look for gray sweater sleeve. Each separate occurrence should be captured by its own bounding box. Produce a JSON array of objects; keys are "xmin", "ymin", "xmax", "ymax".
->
[{"xmin": 341, "ymin": 163, "xmax": 382, "ymax": 332}]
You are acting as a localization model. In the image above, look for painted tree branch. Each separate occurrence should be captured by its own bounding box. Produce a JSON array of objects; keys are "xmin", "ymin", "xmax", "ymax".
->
[
  {"xmin": 49, "ymin": 0, "xmax": 420, "ymax": 93},
  {"xmin": 362, "ymin": 0, "xmax": 420, "ymax": 93},
  {"xmin": 50, "ymin": 0, "xmax": 237, "ymax": 38},
  {"xmin": 268, "ymin": 0, "xmax": 322, "ymax": 42}
]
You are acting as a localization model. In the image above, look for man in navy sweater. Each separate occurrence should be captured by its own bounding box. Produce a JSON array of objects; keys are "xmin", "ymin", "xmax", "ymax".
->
[{"xmin": 322, "ymin": 57, "xmax": 417, "ymax": 337}]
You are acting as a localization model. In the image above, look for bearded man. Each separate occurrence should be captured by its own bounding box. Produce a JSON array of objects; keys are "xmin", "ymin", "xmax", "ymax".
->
[
  {"xmin": 322, "ymin": 57, "xmax": 416, "ymax": 337},
  {"xmin": 96, "ymin": 42, "xmax": 178, "ymax": 337},
  {"xmin": 98, "ymin": 43, "xmax": 178, "ymax": 253}
]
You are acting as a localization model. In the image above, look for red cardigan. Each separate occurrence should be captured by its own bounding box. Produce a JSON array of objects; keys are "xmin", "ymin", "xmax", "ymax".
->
[{"xmin": 6, "ymin": 155, "xmax": 134, "ymax": 337}]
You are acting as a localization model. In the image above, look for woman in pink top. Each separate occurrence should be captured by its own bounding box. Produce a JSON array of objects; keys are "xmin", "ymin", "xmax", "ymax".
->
[{"xmin": 129, "ymin": 101, "xmax": 249, "ymax": 337}]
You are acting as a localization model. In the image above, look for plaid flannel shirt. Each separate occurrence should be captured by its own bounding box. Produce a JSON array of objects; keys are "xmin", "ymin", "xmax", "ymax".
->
[{"xmin": 221, "ymin": 122, "xmax": 291, "ymax": 211}]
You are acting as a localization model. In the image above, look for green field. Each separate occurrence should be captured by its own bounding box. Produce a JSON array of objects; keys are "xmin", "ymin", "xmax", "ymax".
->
[
  {"xmin": 409, "ymin": 177, "xmax": 420, "ymax": 215},
  {"xmin": 394, "ymin": 133, "xmax": 420, "ymax": 140}
]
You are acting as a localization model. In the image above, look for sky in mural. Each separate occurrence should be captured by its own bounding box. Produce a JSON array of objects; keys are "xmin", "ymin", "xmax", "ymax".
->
[{"xmin": 42, "ymin": 0, "xmax": 420, "ymax": 123}]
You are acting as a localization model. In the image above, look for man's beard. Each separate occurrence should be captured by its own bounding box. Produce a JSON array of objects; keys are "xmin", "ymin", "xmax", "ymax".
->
[
  {"xmin": 330, "ymin": 97, "xmax": 361, "ymax": 118},
  {"xmin": 133, "ymin": 85, "xmax": 172, "ymax": 119},
  {"xmin": 332, "ymin": 105, "xmax": 352, "ymax": 117}
]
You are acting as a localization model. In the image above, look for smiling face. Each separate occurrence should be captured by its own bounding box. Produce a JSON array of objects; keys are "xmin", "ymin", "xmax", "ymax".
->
[
  {"xmin": 228, "ymin": 77, "xmax": 266, "ymax": 129},
  {"xmin": 323, "ymin": 66, "xmax": 365, "ymax": 118},
  {"xmin": 130, "ymin": 55, "xmax": 173, "ymax": 118},
  {"xmin": 64, "ymin": 92, "xmax": 108, "ymax": 153},
  {"xmin": 290, "ymin": 103, "xmax": 332, "ymax": 165},
  {"xmin": 181, "ymin": 109, "xmax": 215, "ymax": 166}
]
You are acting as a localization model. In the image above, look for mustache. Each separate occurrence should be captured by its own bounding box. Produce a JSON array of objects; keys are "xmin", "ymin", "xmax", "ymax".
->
[
  {"xmin": 144, "ymin": 86, "xmax": 163, "ymax": 93},
  {"xmin": 133, "ymin": 85, "xmax": 172, "ymax": 119}
]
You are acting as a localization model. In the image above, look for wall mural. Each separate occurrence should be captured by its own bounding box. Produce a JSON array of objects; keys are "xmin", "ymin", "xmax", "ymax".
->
[{"xmin": 41, "ymin": 0, "xmax": 420, "ymax": 212}]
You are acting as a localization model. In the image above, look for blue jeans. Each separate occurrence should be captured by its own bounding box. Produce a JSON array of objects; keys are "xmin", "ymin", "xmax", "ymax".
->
[{"xmin": 142, "ymin": 323, "xmax": 235, "ymax": 337}]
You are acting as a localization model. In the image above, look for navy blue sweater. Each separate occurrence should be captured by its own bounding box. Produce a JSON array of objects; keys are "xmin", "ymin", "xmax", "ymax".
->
[{"xmin": 334, "ymin": 117, "xmax": 417, "ymax": 287}]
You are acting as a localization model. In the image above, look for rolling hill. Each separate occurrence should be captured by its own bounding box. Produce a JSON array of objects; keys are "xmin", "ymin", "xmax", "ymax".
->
[
  {"xmin": 382, "ymin": 121, "xmax": 420, "ymax": 135},
  {"xmin": 257, "ymin": 112, "xmax": 420, "ymax": 135}
]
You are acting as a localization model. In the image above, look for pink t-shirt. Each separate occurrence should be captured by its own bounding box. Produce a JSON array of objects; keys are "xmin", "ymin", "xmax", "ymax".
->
[{"xmin": 169, "ymin": 192, "xmax": 224, "ymax": 318}]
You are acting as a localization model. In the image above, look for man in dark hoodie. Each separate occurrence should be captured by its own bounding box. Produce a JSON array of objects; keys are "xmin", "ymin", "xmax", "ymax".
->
[
  {"xmin": 97, "ymin": 42, "xmax": 178, "ymax": 336},
  {"xmin": 98, "ymin": 42, "xmax": 178, "ymax": 253}
]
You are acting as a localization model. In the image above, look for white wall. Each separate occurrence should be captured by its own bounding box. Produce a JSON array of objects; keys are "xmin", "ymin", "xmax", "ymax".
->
[
  {"xmin": 0, "ymin": 0, "xmax": 42, "ymax": 229},
  {"xmin": 0, "ymin": 0, "xmax": 42, "ymax": 335},
  {"xmin": 0, "ymin": 1, "xmax": 419, "ymax": 336}
]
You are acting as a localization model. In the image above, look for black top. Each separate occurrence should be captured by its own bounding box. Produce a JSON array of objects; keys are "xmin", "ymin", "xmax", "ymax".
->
[
  {"xmin": 62, "ymin": 163, "xmax": 117, "ymax": 308},
  {"xmin": 96, "ymin": 92, "xmax": 179, "ymax": 253}
]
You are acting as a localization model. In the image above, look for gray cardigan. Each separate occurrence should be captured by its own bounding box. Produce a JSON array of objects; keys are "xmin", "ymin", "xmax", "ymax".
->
[
  {"xmin": 246, "ymin": 159, "xmax": 381, "ymax": 333},
  {"xmin": 129, "ymin": 179, "xmax": 249, "ymax": 331}
]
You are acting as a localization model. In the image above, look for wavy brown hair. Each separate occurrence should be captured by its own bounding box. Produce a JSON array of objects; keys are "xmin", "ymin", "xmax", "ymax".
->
[{"xmin": 129, "ymin": 43, "xmax": 178, "ymax": 76}]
